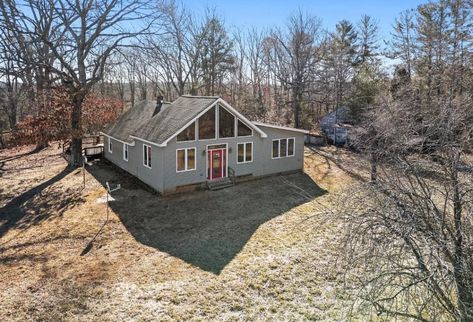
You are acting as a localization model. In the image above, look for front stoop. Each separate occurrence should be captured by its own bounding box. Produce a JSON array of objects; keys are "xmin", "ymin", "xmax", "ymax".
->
[{"xmin": 206, "ymin": 177, "xmax": 234, "ymax": 191}]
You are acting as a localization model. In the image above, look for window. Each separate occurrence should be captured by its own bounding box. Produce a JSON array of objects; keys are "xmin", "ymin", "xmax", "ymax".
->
[
  {"xmin": 108, "ymin": 138, "xmax": 112, "ymax": 153},
  {"xmin": 280, "ymin": 139, "xmax": 287, "ymax": 158},
  {"xmin": 123, "ymin": 143, "xmax": 128, "ymax": 161},
  {"xmin": 219, "ymin": 105, "xmax": 235, "ymax": 138},
  {"xmin": 272, "ymin": 140, "xmax": 279, "ymax": 158},
  {"xmin": 237, "ymin": 120, "xmax": 252, "ymax": 137},
  {"xmin": 143, "ymin": 144, "xmax": 151, "ymax": 168},
  {"xmin": 198, "ymin": 107, "xmax": 216, "ymax": 140},
  {"xmin": 272, "ymin": 138, "xmax": 295, "ymax": 159},
  {"xmin": 237, "ymin": 142, "xmax": 253, "ymax": 163},
  {"xmin": 177, "ymin": 122, "xmax": 196, "ymax": 142},
  {"xmin": 288, "ymin": 138, "xmax": 295, "ymax": 156},
  {"xmin": 176, "ymin": 148, "xmax": 196, "ymax": 172}
]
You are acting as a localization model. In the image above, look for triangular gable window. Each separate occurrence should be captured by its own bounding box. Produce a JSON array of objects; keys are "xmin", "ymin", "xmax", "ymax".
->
[
  {"xmin": 177, "ymin": 122, "xmax": 196, "ymax": 142},
  {"xmin": 237, "ymin": 120, "xmax": 252, "ymax": 137}
]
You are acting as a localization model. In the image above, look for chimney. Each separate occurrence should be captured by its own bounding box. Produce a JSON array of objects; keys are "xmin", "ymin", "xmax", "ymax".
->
[{"xmin": 153, "ymin": 95, "xmax": 164, "ymax": 116}]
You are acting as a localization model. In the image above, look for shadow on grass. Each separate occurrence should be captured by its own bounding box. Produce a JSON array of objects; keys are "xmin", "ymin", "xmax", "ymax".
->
[
  {"xmin": 0, "ymin": 147, "xmax": 43, "ymax": 177},
  {"xmin": 88, "ymin": 160, "xmax": 327, "ymax": 274},
  {"xmin": 0, "ymin": 167, "xmax": 83, "ymax": 239},
  {"xmin": 307, "ymin": 145, "xmax": 367, "ymax": 183}
]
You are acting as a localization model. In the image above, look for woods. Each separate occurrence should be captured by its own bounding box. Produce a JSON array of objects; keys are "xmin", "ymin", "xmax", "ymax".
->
[
  {"xmin": 0, "ymin": 0, "xmax": 387, "ymax": 158},
  {"xmin": 1, "ymin": 0, "xmax": 473, "ymax": 320}
]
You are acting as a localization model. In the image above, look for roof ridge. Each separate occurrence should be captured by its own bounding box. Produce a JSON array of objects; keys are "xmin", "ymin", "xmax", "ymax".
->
[{"xmin": 181, "ymin": 95, "xmax": 220, "ymax": 99}]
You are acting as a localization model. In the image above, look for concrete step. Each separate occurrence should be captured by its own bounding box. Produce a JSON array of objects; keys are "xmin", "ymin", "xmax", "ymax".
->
[{"xmin": 207, "ymin": 177, "xmax": 234, "ymax": 191}]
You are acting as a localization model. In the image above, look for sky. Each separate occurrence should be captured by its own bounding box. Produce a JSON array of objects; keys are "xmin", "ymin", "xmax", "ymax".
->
[{"xmin": 185, "ymin": 0, "xmax": 427, "ymax": 40}]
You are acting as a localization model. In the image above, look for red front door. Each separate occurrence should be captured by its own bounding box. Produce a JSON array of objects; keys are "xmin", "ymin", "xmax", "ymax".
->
[{"xmin": 208, "ymin": 149, "xmax": 226, "ymax": 180}]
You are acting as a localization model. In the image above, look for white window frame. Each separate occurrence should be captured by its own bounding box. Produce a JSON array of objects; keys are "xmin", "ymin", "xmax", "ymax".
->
[
  {"xmin": 123, "ymin": 143, "xmax": 128, "ymax": 161},
  {"xmin": 237, "ymin": 142, "xmax": 253, "ymax": 164},
  {"xmin": 143, "ymin": 144, "xmax": 152, "ymax": 168},
  {"xmin": 287, "ymin": 137, "xmax": 295, "ymax": 157},
  {"xmin": 272, "ymin": 138, "xmax": 295, "ymax": 159},
  {"xmin": 108, "ymin": 138, "xmax": 113, "ymax": 153},
  {"xmin": 176, "ymin": 147, "xmax": 196, "ymax": 172},
  {"xmin": 236, "ymin": 119, "xmax": 253, "ymax": 138}
]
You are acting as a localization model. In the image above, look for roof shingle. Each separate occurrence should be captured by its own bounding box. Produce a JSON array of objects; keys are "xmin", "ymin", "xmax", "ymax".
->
[{"xmin": 104, "ymin": 96, "xmax": 218, "ymax": 145}]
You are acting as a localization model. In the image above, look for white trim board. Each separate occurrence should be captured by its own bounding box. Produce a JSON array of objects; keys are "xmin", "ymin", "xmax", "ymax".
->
[
  {"xmin": 100, "ymin": 132, "xmax": 136, "ymax": 146},
  {"xmin": 161, "ymin": 98, "xmax": 267, "ymax": 147},
  {"xmin": 252, "ymin": 122, "xmax": 309, "ymax": 134},
  {"xmin": 130, "ymin": 135, "xmax": 166, "ymax": 148},
  {"xmin": 105, "ymin": 97, "xmax": 268, "ymax": 148}
]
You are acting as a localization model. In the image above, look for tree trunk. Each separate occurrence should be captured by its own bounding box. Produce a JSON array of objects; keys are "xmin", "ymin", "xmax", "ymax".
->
[
  {"xmin": 70, "ymin": 93, "xmax": 85, "ymax": 167},
  {"xmin": 293, "ymin": 88, "xmax": 302, "ymax": 128},
  {"xmin": 370, "ymin": 153, "xmax": 377, "ymax": 182},
  {"xmin": 451, "ymin": 157, "xmax": 473, "ymax": 321},
  {"xmin": 7, "ymin": 100, "xmax": 17, "ymax": 130}
]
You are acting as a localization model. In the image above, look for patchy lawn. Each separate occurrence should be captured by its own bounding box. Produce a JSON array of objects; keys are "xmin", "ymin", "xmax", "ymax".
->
[{"xmin": 0, "ymin": 144, "xmax": 368, "ymax": 321}]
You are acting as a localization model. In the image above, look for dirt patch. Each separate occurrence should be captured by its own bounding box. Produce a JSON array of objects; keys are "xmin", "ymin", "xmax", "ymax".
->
[{"xmin": 0, "ymin": 144, "xmax": 368, "ymax": 321}]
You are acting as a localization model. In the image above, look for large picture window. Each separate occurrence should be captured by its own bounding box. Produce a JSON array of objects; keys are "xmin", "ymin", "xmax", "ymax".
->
[
  {"xmin": 237, "ymin": 142, "xmax": 253, "ymax": 163},
  {"xmin": 176, "ymin": 148, "xmax": 196, "ymax": 172},
  {"xmin": 219, "ymin": 105, "xmax": 235, "ymax": 138},
  {"xmin": 237, "ymin": 120, "xmax": 252, "ymax": 137},
  {"xmin": 272, "ymin": 138, "xmax": 295, "ymax": 159},
  {"xmin": 177, "ymin": 122, "xmax": 196, "ymax": 142},
  {"xmin": 143, "ymin": 144, "xmax": 151, "ymax": 168},
  {"xmin": 198, "ymin": 107, "xmax": 216, "ymax": 140}
]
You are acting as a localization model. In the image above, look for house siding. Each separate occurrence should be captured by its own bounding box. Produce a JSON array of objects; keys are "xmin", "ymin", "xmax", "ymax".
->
[
  {"xmin": 104, "ymin": 125, "xmax": 305, "ymax": 195},
  {"xmin": 104, "ymin": 136, "xmax": 165, "ymax": 192},
  {"xmin": 161, "ymin": 125, "xmax": 304, "ymax": 193}
]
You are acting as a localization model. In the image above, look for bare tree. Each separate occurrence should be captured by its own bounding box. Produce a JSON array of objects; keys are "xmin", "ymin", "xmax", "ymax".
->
[
  {"xmin": 2, "ymin": 0, "xmax": 156, "ymax": 165},
  {"xmin": 245, "ymin": 28, "xmax": 268, "ymax": 118},
  {"xmin": 345, "ymin": 92, "xmax": 473, "ymax": 321},
  {"xmin": 266, "ymin": 11, "xmax": 322, "ymax": 127},
  {"xmin": 0, "ymin": 0, "xmax": 58, "ymax": 148},
  {"xmin": 145, "ymin": 0, "xmax": 202, "ymax": 97},
  {"xmin": 343, "ymin": 2, "xmax": 473, "ymax": 317}
]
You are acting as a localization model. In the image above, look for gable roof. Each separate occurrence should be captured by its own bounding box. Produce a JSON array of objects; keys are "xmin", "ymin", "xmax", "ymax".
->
[
  {"xmin": 103, "ymin": 100, "xmax": 172, "ymax": 143},
  {"xmin": 103, "ymin": 95, "xmax": 266, "ymax": 147},
  {"xmin": 132, "ymin": 96, "xmax": 219, "ymax": 145}
]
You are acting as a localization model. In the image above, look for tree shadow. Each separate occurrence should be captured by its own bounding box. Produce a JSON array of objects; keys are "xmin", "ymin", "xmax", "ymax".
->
[
  {"xmin": 0, "ymin": 147, "xmax": 41, "ymax": 164},
  {"xmin": 88, "ymin": 160, "xmax": 327, "ymax": 274},
  {"xmin": 307, "ymin": 146, "xmax": 368, "ymax": 183},
  {"xmin": 0, "ymin": 166, "xmax": 83, "ymax": 239}
]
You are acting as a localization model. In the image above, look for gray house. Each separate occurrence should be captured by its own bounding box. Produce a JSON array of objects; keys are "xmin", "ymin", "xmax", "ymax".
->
[
  {"xmin": 319, "ymin": 106, "xmax": 352, "ymax": 145},
  {"xmin": 102, "ymin": 95, "xmax": 308, "ymax": 195}
]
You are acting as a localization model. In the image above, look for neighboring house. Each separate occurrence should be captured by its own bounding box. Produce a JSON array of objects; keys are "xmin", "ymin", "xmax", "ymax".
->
[
  {"xmin": 319, "ymin": 106, "xmax": 352, "ymax": 145},
  {"xmin": 102, "ymin": 95, "xmax": 308, "ymax": 194}
]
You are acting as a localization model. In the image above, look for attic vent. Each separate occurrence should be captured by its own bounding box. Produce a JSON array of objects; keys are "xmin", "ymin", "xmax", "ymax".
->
[{"xmin": 153, "ymin": 95, "xmax": 164, "ymax": 116}]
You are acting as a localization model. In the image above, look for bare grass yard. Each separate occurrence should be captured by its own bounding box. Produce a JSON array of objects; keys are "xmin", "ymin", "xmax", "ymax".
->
[{"xmin": 0, "ymin": 144, "xmax": 369, "ymax": 321}]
